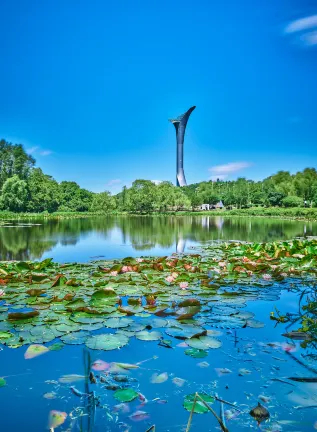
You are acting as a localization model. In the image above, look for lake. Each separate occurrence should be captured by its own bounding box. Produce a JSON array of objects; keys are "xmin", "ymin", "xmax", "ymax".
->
[
  {"xmin": 0, "ymin": 215, "xmax": 316, "ymax": 262},
  {"xmin": 0, "ymin": 216, "xmax": 317, "ymax": 432}
]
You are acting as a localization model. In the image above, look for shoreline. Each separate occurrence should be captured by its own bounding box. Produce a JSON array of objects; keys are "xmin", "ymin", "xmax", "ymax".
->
[{"xmin": 1, "ymin": 208, "xmax": 317, "ymax": 222}]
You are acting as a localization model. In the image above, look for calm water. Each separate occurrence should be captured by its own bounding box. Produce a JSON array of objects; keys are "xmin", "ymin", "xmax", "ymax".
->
[
  {"xmin": 1, "ymin": 215, "xmax": 317, "ymax": 262},
  {"xmin": 1, "ymin": 216, "xmax": 317, "ymax": 431}
]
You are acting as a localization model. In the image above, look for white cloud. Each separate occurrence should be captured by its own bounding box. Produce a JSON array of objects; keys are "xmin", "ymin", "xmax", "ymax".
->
[
  {"xmin": 107, "ymin": 179, "xmax": 122, "ymax": 186},
  {"xmin": 209, "ymin": 162, "xmax": 251, "ymax": 176},
  {"xmin": 285, "ymin": 15, "xmax": 317, "ymax": 34},
  {"xmin": 284, "ymin": 15, "xmax": 317, "ymax": 46},
  {"xmin": 26, "ymin": 146, "xmax": 39, "ymax": 154},
  {"xmin": 39, "ymin": 150, "xmax": 53, "ymax": 156}
]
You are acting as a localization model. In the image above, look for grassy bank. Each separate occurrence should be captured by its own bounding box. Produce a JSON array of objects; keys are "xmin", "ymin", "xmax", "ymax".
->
[
  {"xmin": 1, "ymin": 207, "xmax": 317, "ymax": 221},
  {"xmin": 0, "ymin": 211, "xmax": 105, "ymax": 221},
  {"xmin": 157, "ymin": 207, "xmax": 317, "ymax": 221}
]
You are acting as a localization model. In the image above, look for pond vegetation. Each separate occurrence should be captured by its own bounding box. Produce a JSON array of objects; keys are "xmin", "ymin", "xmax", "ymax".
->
[{"xmin": 1, "ymin": 237, "xmax": 317, "ymax": 430}]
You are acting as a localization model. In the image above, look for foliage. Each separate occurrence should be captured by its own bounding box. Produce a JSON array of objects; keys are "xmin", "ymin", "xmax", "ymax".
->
[
  {"xmin": 90, "ymin": 191, "xmax": 116, "ymax": 213},
  {"xmin": 0, "ymin": 139, "xmax": 35, "ymax": 189},
  {"xmin": 0, "ymin": 175, "xmax": 28, "ymax": 211},
  {"xmin": 27, "ymin": 168, "xmax": 60, "ymax": 213},
  {"xmin": 282, "ymin": 195, "xmax": 303, "ymax": 208}
]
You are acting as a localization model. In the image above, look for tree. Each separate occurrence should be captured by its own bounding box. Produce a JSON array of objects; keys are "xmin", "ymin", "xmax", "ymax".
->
[
  {"xmin": 127, "ymin": 180, "xmax": 156, "ymax": 213},
  {"xmin": 267, "ymin": 191, "xmax": 285, "ymax": 207},
  {"xmin": 59, "ymin": 181, "xmax": 93, "ymax": 212},
  {"xmin": 90, "ymin": 191, "xmax": 116, "ymax": 213},
  {"xmin": 0, "ymin": 139, "xmax": 35, "ymax": 188},
  {"xmin": 0, "ymin": 175, "xmax": 28, "ymax": 212},
  {"xmin": 27, "ymin": 168, "xmax": 60, "ymax": 212}
]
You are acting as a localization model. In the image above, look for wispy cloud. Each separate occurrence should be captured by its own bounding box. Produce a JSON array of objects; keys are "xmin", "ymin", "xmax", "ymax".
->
[
  {"xmin": 26, "ymin": 146, "xmax": 39, "ymax": 154},
  {"xmin": 285, "ymin": 15, "xmax": 317, "ymax": 34},
  {"xmin": 107, "ymin": 179, "xmax": 122, "ymax": 186},
  {"xmin": 26, "ymin": 146, "xmax": 53, "ymax": 156},
  {"xmin": 39, "ymin": 150, "xmax": 53, "ymax": 156},
  {"xmin": 209, "ymin": 162, "xmax": 251, "ymax": 179},
  {"xmin": 284, "ymin": 15, "xmax": 317, "ymax": 46}
]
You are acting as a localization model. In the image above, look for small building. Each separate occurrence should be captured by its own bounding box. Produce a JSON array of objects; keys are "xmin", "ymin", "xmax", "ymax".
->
[{"xmin": 200, "ymin": 201, "xmax": 225, "ymax": 211}]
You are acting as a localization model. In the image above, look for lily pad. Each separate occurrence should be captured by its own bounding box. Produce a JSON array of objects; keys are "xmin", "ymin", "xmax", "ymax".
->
[
  {"xmin": 183, "ymin": 393, "xmax": 214, "ymax": 414},
  {"xmin": 85, "ymin": 333, "xmax": 129, "ymax": 350},
  {"xmin": 150, "ymin": 372, "xmax": 168, "ymax": 383},
  {"xmin": 187, "ymin": 336, "xmax": 222, "ymax": 350},
  {"xmin": 135, "ymin": 330, "xmax": 162, "ymax": 341},
  {"xmin": 185, "ymin": 348, "xmax": 208, "ymax": 358},
  {"xmin": 24, "ymin": 344, "xmax": 50, "ymax": 359},
  {"xmin": 114, "ymin": 388, "xmax": 139, "ymax": 402},
  {"xmin": 0, "ymin": 377, "xmax": 6, "ymax": 387}
]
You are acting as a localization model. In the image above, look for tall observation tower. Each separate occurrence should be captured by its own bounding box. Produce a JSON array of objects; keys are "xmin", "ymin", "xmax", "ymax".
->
[{"xmin": 169, "ymin": 106, "xmax": 196, "ymax": 187}]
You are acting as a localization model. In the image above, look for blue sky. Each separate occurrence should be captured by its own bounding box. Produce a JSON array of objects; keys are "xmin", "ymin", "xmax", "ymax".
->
[{"xmin": 1, "ymin": 0, "xmax": 317, "ymax": 193}]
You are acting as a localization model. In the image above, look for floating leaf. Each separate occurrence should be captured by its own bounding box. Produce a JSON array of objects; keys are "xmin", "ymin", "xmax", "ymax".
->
[
  {"xmin": 197, "ymin": 361, "xmax": 210, "ymax": 368},
  {"xmin": 135, "ymin": 330, "xmax": 162, "ymax": 341},
  {"xmin": 166, "ymin": 325, "xmax": 206, "ymax": 340},
  {"xmin": 172, "ymin": 377, "xmax": 185, "ymax": 387},
  {"xmin": 58, "ymin": 374, "xmax": 85, "ymax": 384},
  {"xmin": 215, "ymin": 368, "xmax": 232, "ymax": 377},
  {"xmin": 239, "ymin": 368, "xmax": 252, "ymax": 376},
  {"xmin": 85, "ymin": 333, "xmax": 129, "ymax": 350},
  {"xmin": 43, "ymin": 392, "xmax": 57, "ymax": 399},
  {"xmin": 24, "ymin": 344, "xmax": 49, "ymax": 359},
  {"xmin": 91, "ymin": 360, "xmax": 110, "ymax": 371},
  {"xmin": 150, "ymin": 372, "xmax": 168, "ymax": 384},
  {"xmin": 129, "ymin": 410, "xmax": 150, "ymax": 421},
  {"xmin": 49, "ymin": 343, "xmax": 64, "ymax": 351},
  {"xmin": 185, "ymin": 348, "xmax": 208, "ymax": 358},
  {"xmin": 114, "ymin": 388, "xmax": 139, "ymax": 402},
  {"xmin": 61, "ymin": 331, "xmax": 89, "ymax": 345},
  {"xmin": 8, "ymin": 311, "xmax": 39, "ymax": 321},
  {"xmin": 183, "ymin": 393, "xmax": 214, "ymax": 414},
  {"xmin": 48, "ymin": 410, "xmax": 67, "ymax": 428},
  {"xmin": 187, "ymin": 336, "xmax": 222, "ymax": 350},
  {"xmin": 106, "ymin": 318, "xmax": 131, "ymax": 328},
  {"xmin": 0, "ymin": 377, "xmax": 6, "ymax": 388}
]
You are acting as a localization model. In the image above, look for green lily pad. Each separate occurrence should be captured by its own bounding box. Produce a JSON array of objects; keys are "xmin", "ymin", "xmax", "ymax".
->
[
  {"xmin": 61, "ymin": 331, "xmax": 89, "ymax": 345},
  {"xmin": 0, "ymin": 377, "xmax": 6, "ymax": 388},
  {"xmin": 105, "ymin": 318, "xmax": 131, "ymax": 328},
  {"xmin": 114, "ymin": 388, "xmax": 139, "ymax": 402},
  {"xmin": 85, "ymin": 333, "xmax": 129, "ymax": 350},
  {"xmin": 135, "ymin": 330, "xmax": 162, "ymax": 341},
  {"xmin": 185, "ymin": 348, "xmax": 208, "ymax": 358},
  {"xmin": 187, "ymin": 336, "xmax": 222, "ymax": 350},
  {"xmin": 166, "ymin": 324, "xmax": 206, "ymax": 340},
  {"xmin": 183, "ymin": 393, "xmax": 214, "ymax": 414}
]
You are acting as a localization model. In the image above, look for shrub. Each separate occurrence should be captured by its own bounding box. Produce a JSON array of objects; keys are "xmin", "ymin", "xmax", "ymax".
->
[{"xmin": 282, "ymin": 196, "xmax": 303, "ymax": 208}]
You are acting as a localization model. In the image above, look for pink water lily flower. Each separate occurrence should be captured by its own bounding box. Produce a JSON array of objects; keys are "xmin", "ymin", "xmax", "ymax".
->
[
  {"xmin": 165, "ymin": 275, "xmax": 174, "ymax": 283},
  {"xmin": 0, "ymin": 289, "xmax": 5, "ymax": 297},
  {"xmin": 179, "ymin": 282, "xmax": 189, "ymax": 289},
  {"xmin": 218, "ymin": 261, "xmax": 226, "ymax": 268},
  {"xmin": 281, "ymin": 272, "xmax": 288, "ymax": 277},
  {"xmin": 262, "ymin": 274, "xmax": 272, "ymax": 281},
  {"xmin": 121, "ymin": 265, "xmax": 130, "ymax": 273},
  {"xmin": 172, "ymin": 272, "xmax": 178, "ymax": 279},
  {"xmin": 136, "ymin": 258, "xmax": 144, "ymax": 263},
  {"xmin": 110, "ymin": 271, "xmax": 118, "ymax": 276}
]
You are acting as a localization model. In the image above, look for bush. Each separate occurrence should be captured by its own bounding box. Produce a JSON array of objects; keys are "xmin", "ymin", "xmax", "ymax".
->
[{"xmin": 282, "ymin": 196, "xmax": 303, "ymax": 208}]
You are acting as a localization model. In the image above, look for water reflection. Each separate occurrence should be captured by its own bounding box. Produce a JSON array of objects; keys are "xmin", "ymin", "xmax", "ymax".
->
[{"xmin": 0, "ymin": 215, "xmax": 316, "ymax": 261}]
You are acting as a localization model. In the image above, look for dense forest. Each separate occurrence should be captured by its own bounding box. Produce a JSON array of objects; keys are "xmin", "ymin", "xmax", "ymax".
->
[{"xmin": 1, "ymin": 138, "xmax": 317, "ymax": 213}]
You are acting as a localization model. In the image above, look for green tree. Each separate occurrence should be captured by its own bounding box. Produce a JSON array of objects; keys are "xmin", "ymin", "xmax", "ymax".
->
[
  {"xmin": 0, "ymin": 139, "xmax": 35, "ymax": 188},
  {"xmin": 59, "ymin": 181, "xmax": 93, "ymax": 212},
  {"xmin": 0, "ymin": 175, "xmax": 28, "ymax": 211},
  {"xmin": 90, "ymin": 191, "xmax": 116, "ymax": 213},
  {"xmin": 27, "ymin": 168, "xmax": 60, "ymax": 212},
  {"xmin": 127, "ymin": 180, "xmax": 156, "ymax": 213}
]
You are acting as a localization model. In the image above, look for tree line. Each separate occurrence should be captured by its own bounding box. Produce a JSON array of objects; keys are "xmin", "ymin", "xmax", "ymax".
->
[{"xmin": 1, "ymin": 138, "xmax": 317, "ymax": 213}]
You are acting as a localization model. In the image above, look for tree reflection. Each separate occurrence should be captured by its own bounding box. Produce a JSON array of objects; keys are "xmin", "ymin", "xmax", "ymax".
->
[{"xmin": 0, "ymin": 215, "xmax": 315, "ymax": 260}]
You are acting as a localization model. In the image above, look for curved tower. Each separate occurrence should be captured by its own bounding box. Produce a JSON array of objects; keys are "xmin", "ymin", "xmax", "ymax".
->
[{"xmin": 169, "ymin": 106, "xmax": 196, "ymax": 186}]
